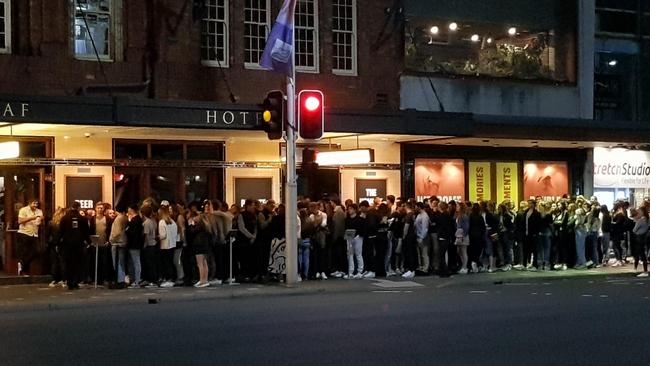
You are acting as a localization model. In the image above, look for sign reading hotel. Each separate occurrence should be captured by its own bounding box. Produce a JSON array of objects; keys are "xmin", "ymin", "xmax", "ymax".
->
[
  {"xmin": 496, "ymin": 162, "xmax": 519, "ymax": 204},
  {"xmin": 523, "ymin": 161, "xmax": 569, "ymax": 200},
  {"xmin": 414, "ymin": 159, "xmax": 465, "ymax": 202},
  {"xmin": 468, "ymin": 162, "xmax": 492, "ymax": 202},
  {"xmin": 594, "ymin": 147, "xmax": 650, "ymax": 188}
]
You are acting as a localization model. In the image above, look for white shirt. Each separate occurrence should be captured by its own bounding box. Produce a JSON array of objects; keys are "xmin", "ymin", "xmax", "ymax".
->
[
  {"xmin": 158, "ymin": 219, "xmax": 178, "ymax": 250},
  {"xmin": 18, "ymin": 206, "xmax": 43, "ymax": 237}
]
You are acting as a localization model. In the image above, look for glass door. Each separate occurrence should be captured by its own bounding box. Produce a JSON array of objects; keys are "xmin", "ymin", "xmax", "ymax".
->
[{"xmin": 1, "ymin": 168, "xmax": 47, "ymax": 274}]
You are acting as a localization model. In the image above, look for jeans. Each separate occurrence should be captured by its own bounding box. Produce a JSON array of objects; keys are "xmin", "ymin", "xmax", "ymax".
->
[
  {"xmin": 385, "ymin": 232, "xmax": 394, "ymax": 273},
  {"xmin": 416, "ymin": 236, "xmax": 430, "ymax": 272},
  {"xmin": 347, "ymin": 236, "xmax": 364, "ymax": 275},
  {"xmin": 575, "ymin": 229, "xmax": 587, "ymax": 266},
  {"xmin": 539, "ymin": 232, "xmax": 551, "ymax": 267},
  {"xmin": 586, "ymin": 232, "xmax": 599, "ymax": 264},
  {"xmin": 299, "ymin": 239, "xmax": 311, "ymax": 278},
  {"xmin": 128, "ymin": 249, "xmax": 142, "ymax": 284},
  {"xmin": 600, "ymin": 233, "xmax": 611, "ymax": 262},
  {"xmin": 111, "ymin": 246, "xmax": 127, "ymax": 283},
  {"xmin": 500, "ymin": 232, "xmax": 514, "ymax": 265}
]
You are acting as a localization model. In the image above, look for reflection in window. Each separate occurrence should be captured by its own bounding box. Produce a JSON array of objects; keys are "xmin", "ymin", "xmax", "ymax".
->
[
  {"xmin": 74, "ymin": 0, "xmax": 111, "ymax": 58},
  {"xmin": 405, "ymin": 1, "xmax": 576, "ymax": 82},
  {"xmin": 150, "ymin": 173, "xmax": 177, "ymax": 203},
  {"xmin": 151, "ymin": 144, "xmax": 183, "ymax": 160},
  {"xmin": 185, "ymin": 173, "xmax": 209, "ymax": 204}
]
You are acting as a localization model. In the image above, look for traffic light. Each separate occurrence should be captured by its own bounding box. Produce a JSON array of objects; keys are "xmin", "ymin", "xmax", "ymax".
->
[
  {"xmin": 260, "ymin": 90, "xmax": 285, "ymax": 140},
  {"xmin": 298, "ymin": 90, "xmax": 324, "ymax": 140}
]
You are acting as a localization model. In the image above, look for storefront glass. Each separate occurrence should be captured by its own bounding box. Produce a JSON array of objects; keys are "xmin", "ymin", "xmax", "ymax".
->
[{"xmin": 414, "ymin": 159, "xmax": 465, "ymax": 202}]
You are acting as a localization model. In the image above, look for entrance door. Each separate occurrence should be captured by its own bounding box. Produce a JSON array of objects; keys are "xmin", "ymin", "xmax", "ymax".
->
[{"xmin": 0, "ymin": 168, "xmax": 47, "ymax": 274}]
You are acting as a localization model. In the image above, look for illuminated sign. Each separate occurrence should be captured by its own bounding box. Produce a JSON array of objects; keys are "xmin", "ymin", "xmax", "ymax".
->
[
  {"xmin": 468, "ymin": 162, "xmax": 492, "ymax": 202},
  {"xmin": 594, "ymin": 147, "xmax": 650, "ymax": 188},
  {"xmin": 523, "ymin": 161, "xmax": 569, "ymax": 200},
  {"xmin": 414, "ymin": 159, "xmax": 465, "ymax": 202},
  {"xmin": 496, "ymin": 162, "xmax": 519, "ymax": 204}
]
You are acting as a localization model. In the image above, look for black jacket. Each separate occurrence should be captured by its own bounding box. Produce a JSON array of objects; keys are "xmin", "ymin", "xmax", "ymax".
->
[
  {"xmin": 126, "ymin": 215, "xmax": 144, "ymax": 250},
  {"xmin": 524, "ymin": 208, "xmax": 542, "ymax": 236},
  {"xmin": 58, "ymin": 210, "xmax": 90, "ymax": 248},
  {"xmin": 437, "ymin": 212, "xmax": 456, "ymax": 242}
]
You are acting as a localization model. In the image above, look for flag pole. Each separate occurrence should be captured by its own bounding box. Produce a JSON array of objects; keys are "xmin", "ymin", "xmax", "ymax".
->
[{"xmin": 284, "ymin": 1, "xmax": 299, "ymax": 286}]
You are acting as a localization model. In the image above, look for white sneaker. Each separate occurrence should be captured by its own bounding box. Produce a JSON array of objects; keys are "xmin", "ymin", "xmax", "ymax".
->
[
  {"xmin": 403, "ymin": 271, "xmax": 415, "ymax": 279},
  {"xmin": 363, "ymin": 271, "xmax": 375, "ymax": 279},
  {"xmin": 637, "ymin": 272, "xmax": 649, "ymax": 278},
  {"xmin": 49, "ymin": 281, "xmax": 57, "ymax": 288},
  {"xmin": 316, "ymin": 272, "xmax": 321, "ymax": 279},
  {"xmin": 209, "ymin": 279, "xmax": 222, "ymax": 285},
  {"xmin": 124, "ymin": 275, "xmax": 131, "ymax": 285},
  {"xmin": 562, "ymin": 264, "xmax": 568, "ymax": 271},
  {"xmin": 513, "ymin": 264, "xmax": 524, "ymax": 270},
  {"xmin": 502, "ymin": 264, "xmax": 512, "ymax": 272},
  {"xmin": 471, "ymin": 262, "xmax": 478, "ymax": 273},
  {"xmin": 296, "ymin": 276, "xmax": 302, "ymax": 282},
  {"xmin": 459, "ymin": 268, "xmax": 468, "ymax": 274},
  {"xmin": 585, "ymin": 260, "xmax": 594, "ymax": 268},
  {"xmin": 343, "ymin": 274, "xmax": 352, "ymax": 280},
  {"xmin": 160, "ymin": 281, "xmax": 175, "ymax": 288},
  {"xmin": 386, "ymin": 270, "xmax": 397, "ymax": 277},
  {"xmin": 145, "ymin": 282, "xmax": 158, "ymax": 288},
  {"xmin": 321, "ymin": 272, "xmax": 328, "ymax": 280},
  {"xmin": 195, "ymin": 282, "xmax": 210, "ymax": 288},
  {"xmin": 128, "ymin": 283, "xmax": 141, "ymax": 289},
  {"xmin": 59, "ymin": 281, "xmax": 67, "ymax": 288},
  {"xmin": 353, "ymin": 273, "xmax": 363, "ymax": 279}
]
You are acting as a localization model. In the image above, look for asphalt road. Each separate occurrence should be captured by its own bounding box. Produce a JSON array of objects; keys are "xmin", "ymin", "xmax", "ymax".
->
[{"xmin": 1, "ymin": 275, "xmax": 649, "ymax": 366}]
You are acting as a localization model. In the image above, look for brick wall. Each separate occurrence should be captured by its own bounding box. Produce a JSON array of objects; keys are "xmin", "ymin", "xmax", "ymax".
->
[{"xmin": 0, "ymin": 0, "xmax": 401, "ymax": 111}]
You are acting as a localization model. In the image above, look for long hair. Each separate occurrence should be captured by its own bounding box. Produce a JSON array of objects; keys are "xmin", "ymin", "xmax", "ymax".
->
[{"xmin": 51, "ymin": 207, "xmax": 66, "ymax": 225}]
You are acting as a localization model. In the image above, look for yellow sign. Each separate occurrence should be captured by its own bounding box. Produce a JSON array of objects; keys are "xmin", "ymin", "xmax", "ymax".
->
[
  {"xmin": 496, "ymin": 162, "xmax": 519, "ymax": 205},
  {"xmin": 468, "ymin": 162, "xmax": 492, "ymax": 202}
]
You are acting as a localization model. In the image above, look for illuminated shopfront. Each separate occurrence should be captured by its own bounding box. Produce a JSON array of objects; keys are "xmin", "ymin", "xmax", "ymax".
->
[{"xmin": 593, "ymin": 147, "xmax": 650, "ymax": 208}]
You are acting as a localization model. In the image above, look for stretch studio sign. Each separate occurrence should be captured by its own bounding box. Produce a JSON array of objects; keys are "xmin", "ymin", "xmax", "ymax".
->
[{"xmin": 594, "ymin": 147, "xmax": 650, "ymax": 188}]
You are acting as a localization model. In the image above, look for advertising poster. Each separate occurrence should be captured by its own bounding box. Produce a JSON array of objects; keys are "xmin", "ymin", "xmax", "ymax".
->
[
  {"xmin": 414, "ymin": 159, "xmax": 465, "ymax": 202},
  {"xmin": 355, "ymin": 179, "xmax": 387, "ymax": 203},
  {"xmin": 468, "ymin": 162, "xmax": 492, "ymax": 202},
  {"xmin": 523, "ymin": 161, "xmax": 569, "ymax": 200},
  {"xmin": 593, "ymin": 147, "xmax": 650, "ymax": 188},
  {"xmin": 496, "ymin": 162, "xmax": 519, "ymax": 205}
]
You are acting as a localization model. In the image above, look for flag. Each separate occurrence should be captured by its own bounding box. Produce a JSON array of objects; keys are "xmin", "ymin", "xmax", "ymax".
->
[{"xmin": 260, "ymin": 0, "xmax": 297, "ymax": 76}]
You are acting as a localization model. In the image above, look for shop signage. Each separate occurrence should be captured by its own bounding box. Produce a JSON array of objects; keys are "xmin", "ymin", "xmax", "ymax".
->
[
  {"xmin": 65, "ymin": 176, "xmax": 103, "ymax": 210},
  {"xmin": 523, "ymin": 161, "xmax": 568, "ymax": 200},
  {"xmin": 414, "ymin": 159, "xmax": 465, "ymax": 202},
  {"xmin": 496, "ymin": 162, "xmax": 519, "ymax": 204},
  {"xmin": 355, "ymin": 179, "xmax": 387, "ymax": 203},
  {"xmin": 204, "ymin": 110, "xmax": 262, "ymax": 126},
  {"xmin": 468, "ymin": 162, "xmax": 492, "ymax": 202},
  {"xmin": 1, "ymin": 102, "xmax": 30, "ymax": 118},
  {"xmin": 594, "ymin": 147, "xmax": 650, "ymax": 188}
]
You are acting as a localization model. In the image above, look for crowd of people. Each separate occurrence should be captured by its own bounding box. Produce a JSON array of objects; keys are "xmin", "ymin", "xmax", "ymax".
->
[{"xmin": 14, "ymin": 193, "xmax": 650, "ymax": 291}]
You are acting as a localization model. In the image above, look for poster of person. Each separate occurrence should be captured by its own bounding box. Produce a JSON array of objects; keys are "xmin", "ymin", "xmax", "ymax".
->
[
  {"xmin": 523, "ymin": 161, "xmax": 569, "ymax": 200},
  {"xmin": 414, "ymin": 159, "xmax": 465, "ymax": 202}
]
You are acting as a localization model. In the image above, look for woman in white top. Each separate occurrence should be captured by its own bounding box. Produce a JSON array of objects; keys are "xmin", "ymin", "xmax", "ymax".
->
[{"xmin": 158, "ymin": 201, "xmax": 178, "ymax": 287}]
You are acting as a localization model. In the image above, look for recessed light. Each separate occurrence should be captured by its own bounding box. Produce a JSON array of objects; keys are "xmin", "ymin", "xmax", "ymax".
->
[
  {"xmin": 449, "ymin": 22, "xmax": 458, "ymax": 31},
  {"xmin": 471, "ymin": 34, "xmax": 480, "ymax": 42},
  {"xmin": 487, "ymin": 37, "xmax": 493, "ymax": 44},
  {"xmin": 430, "ymin": 26, "xmax": 439, "ymax": 35},
  {"xmin": 608, "ymin": 60, "xmax": 618, "ymax": 67},
  {"xmin": 508, "ymin": 27, "xmax": 517, "ymax": 36},
  {"xmin": 63, "ymin": 136, "xmax": 70, "ymax": 140}
]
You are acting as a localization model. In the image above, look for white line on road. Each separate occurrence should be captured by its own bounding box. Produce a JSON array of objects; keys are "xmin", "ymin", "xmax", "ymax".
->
[
  {"xmin": 469, "ymin": 290, "xmax": 488, "ymax": 294},
  {"xmin": 599, "ymin": 295, "xmax": 608, "ymax": 298},
  {"xmin": 581, "ymin": 294, "xmax": 593, "ymax": 297}
]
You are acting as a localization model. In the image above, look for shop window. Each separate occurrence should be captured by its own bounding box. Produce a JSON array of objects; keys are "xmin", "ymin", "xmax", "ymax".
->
[
  {"xmin": 0, "ymin": 0, "xmax": 10, "ymax": 54},
  {"xmin": 332, "ymin": 0, "xmax": 357, "ymax": 75},
  {"xmin": 151, "ymin": 144, "xmax": 183, "ymax": 160},
  {"xmin": 185, "ymin": 172, "xmax": 209, "ymax": 204},
  {"xmin": 186, "ymin": 144, "xmax": 223, "ymax": 160},
  {"xmin": 114, "ymin": 171, "xmax": 140, "ymax": 208},
  {"xmin": 201, "ymin": 0, "xmax": 229, "ymax": 67},
  {"xmin": 73, "ymin": 0, "xmax": 113, "ymax": 60},
  {"xmin": 244, "ymin": 0, "xmax": 270, "ymax": 68},
  {"xmin": 296, "ymin": 0, "xmax": 319, "ymax": 72},
  {"xmin": 114, "ymin": 142, "xmax": 147, "ymax": 159},
  {"xmin": 404, "ymin": 0, "xmax": 576, "ymax": 83},
  {"xmin": 150, "ymin": 172, "xmax": 178, "ymax": 203},
  {"xmin": 19, "ymin": 141, "xmax": 47, "ymax": 158},
  {"xmin": 596, "ymin": 9, "xmax": 637, "ymax": 35}
]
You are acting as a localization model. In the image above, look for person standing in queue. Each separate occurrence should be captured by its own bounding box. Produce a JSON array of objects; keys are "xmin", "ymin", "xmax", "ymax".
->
[
  {"xmin": 16, "ymin": 198, "xmax": 43, "ymax": 275},
  {"xmin": 58, "ymin": 202, "xmax": 90, "ymax": 290}
]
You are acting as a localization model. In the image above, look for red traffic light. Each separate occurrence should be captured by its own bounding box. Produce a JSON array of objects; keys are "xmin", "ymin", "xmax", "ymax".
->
[
  {"xmin": 304, "ymin": 96, "xmax": 320, "ymax": 111},
  {"xmin": 298, "ymin": 90, "xmax": 324, "ymax": 140}
]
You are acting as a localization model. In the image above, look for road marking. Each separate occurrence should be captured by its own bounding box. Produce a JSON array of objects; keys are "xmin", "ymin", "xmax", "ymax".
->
[
  {"xmin": 372, "ymin": 279, "xmax": 424, "ymax": 288},
  {"xmin": 581, "ymin": 294, "xmax": 593, "ymax": 297},
  {"xmin": 531, "ymin": 292, "xmax": 538, "ymax": 295},
  {"xmin": 545, "ymin": 293, "xmax": 552, "ymax": 296},
  {"xmin": 599, "ymin": 295, "xmax": 608, "ymax": 298},
  {"xmin": 469, "ymin": 290, "xmax": 488, "ymax": 294},
  {"xmin": 504, "ymin": 283, "xmax": 532, "ymax": 286},
  {"xmin": 372, "ymin": 290, "xmax": 413, "ymax": 293}
]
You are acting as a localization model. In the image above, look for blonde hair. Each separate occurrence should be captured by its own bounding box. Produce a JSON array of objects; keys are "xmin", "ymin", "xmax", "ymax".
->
[{"xmin": 51, "ymin": 207, "xmax": 66, "ymax": 225}]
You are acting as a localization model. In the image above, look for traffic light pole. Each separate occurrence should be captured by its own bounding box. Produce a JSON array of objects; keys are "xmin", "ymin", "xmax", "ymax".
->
[{"xmin": 284, "ymin": 75, "xmax": 298, "ymax": 286}]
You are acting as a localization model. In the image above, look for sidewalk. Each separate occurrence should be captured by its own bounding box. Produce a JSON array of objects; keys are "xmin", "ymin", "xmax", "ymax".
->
[
  {"xmin": 0, "ymin": 271, "xmax": 52, "ymax": 286},
  {"xmin": 0, "ymin": 266, "xmax": 644, "ymax": 312}
]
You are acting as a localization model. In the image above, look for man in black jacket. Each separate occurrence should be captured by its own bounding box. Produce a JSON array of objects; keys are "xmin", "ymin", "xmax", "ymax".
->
[
  {"xmin": 435, "ymin": 201, "xmax": 456, "ymax": 276},
  {"xmin": 523, "ymin": 199, "xmax": 542, "ymax": 270},
  {"xmin": 59, "ymin": 202, "xmax": 91, "ymax": 290}
]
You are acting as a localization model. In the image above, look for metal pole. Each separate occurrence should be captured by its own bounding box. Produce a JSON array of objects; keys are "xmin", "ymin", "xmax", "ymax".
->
[
  {"xmin": 284, "ymin": 75, "xmax": 298, "ymax": 286},
  {"xmin": 94, "ymin": 243, "xmax": 99, "ymax": 289}
]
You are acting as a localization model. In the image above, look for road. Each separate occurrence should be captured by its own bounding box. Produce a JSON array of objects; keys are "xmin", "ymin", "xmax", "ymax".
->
[{"xmin": 1, "ymin": 274, "xmax": 649, "ymax": 366}]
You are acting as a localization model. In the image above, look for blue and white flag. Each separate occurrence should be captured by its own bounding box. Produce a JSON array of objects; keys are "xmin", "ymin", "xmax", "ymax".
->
[{"xmin": 260, "ymin": 0, "xmax": 297, "ymax": 76}]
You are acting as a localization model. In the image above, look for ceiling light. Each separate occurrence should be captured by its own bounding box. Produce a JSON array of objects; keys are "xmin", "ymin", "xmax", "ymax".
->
[
  {"xmin": 315, "ymin": 149, "xmax": 374, "ymax": 166},
  {"xmin": 430, "ymin": 26, "xmax": 439, "ymax": 35},
  {"xmin": 508, "ymin": 27, "xmax": 517, "ymax": 36},
  {"xmin": 608, "ymin": 60, "xmax": 618, "ymax": 66},
  {"xmin": 448, "ymin": 22, "xmax": 458, "ymax": 31},
  {"xmin": 487, "ymin": 37, "xmax": 493, "ymax": 44},
  {"xmin": 63, "ymin": 136, "xmax": 70, "ymax": 140},
  {"xmin": 471, "ymin": 34, "xmax": 480, "ymax": 42},
  {"xmin": 0, "ymin": 141, "xmax": 19, "ymax": 159}
]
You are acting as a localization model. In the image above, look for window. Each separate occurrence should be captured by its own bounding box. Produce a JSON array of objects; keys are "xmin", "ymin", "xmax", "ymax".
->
[
  {"xmin": 202, "ymin": 0, "xmax": 229, "ymax": 67},
  {"xmin": 332, "ymin": 0, "xmax": 357, "ymax": 75},
  {"xmin": 244, "ymin": 0, "xmax": 270, "ymax": 68},
  {"xmin": 404, "ymin": 0, "xmax": 577, "ymax": 83},
  {"xmin": 73, "ymin": 0, "xmax": 112, "ymax": 59},
  {"xmin": 295, "ymin": 0, "xmax": 319, "ymax": 72},
  {"xmin": 0, "ymin": 0, "xmax": 10, "ymax": 53}
]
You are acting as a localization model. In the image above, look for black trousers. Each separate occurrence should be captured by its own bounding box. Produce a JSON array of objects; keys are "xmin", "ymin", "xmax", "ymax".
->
[
  {"xmin": 363, "ymin": 236, "xmax": 376, "ymax": 272},
  {"xmin": 160, "ymin": 248, "xmax": 175, "ymax": 281},
  {"xmin": 374, "ymin": 233, "xmax": 388, "ymax": 277},
  {"xmin": 63, "ymin": 245, "xmax": 83, "ymax": 288},
  {"xmin": 49, "ymin": 245, "xmax": 64, "ymax": 282},
  {"xmin": 16, "ymin": 233, "xmax": 39, "ymax": 274},
  {"xmin": 524, "ymin": 234, "xmax": 538, "ymax": 267},
  {"xmin": 331, "ymin": 237, "xmax": 347, "ymax": 273},
  {"xmin": 142, "ymin": 246, "xmax": 159, "ymax": 283},
  {"xmin": 436, "ymin": 238, "xmax": 450, "ymax": 275}
]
